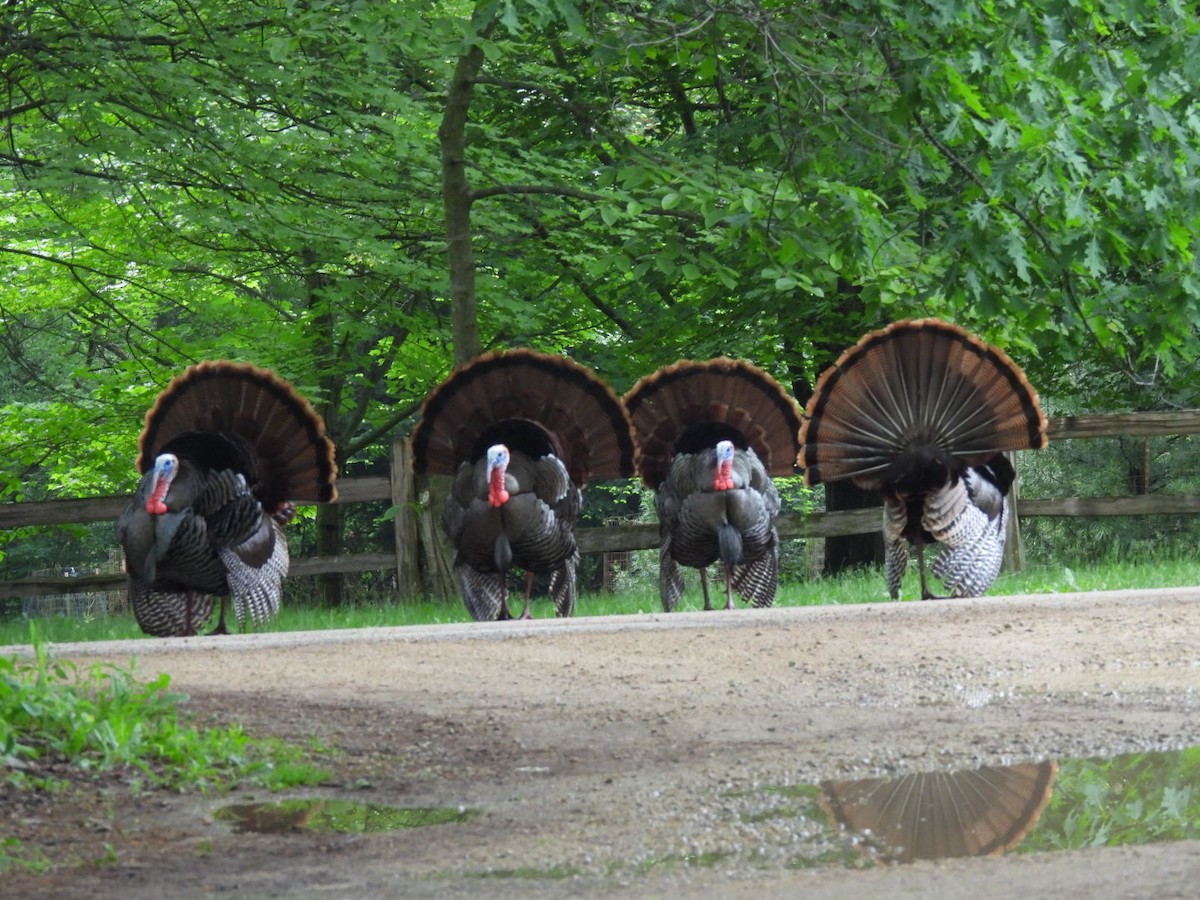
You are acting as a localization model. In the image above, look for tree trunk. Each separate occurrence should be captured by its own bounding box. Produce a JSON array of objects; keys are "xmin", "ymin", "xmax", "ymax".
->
[
  {"xmin": 315, "ymin": 503, "xmax": 345, "ymax": 607},
  {"xmin": 439, "ymin": 7, "xmax": 497, "ymax": 365},
  {"xmin": 301, "ymin": 254, "xmax": 346, "ymax": 607}
]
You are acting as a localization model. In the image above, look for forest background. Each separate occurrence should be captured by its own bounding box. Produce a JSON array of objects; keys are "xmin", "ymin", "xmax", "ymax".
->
[{"xmin": 4, "ymin": 0, "xmax": 1200, "ymax": 607}]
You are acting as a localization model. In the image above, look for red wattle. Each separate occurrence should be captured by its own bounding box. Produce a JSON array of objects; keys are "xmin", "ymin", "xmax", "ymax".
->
[
  {"xmin": 488, "ymin": 468, "xmax": 510, "ymax": 507},
  {"xmin": 713, "ymin": 459, "xmax": 735, "ymax": 491},
  {"xmin": 145, "ymin": 477, "xmax": 171, "ymax": 515}
]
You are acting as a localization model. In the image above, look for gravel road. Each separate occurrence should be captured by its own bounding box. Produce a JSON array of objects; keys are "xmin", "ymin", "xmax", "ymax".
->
[{"xmin": 5, "ymin": 587, "xmax": 1200, "ymax": 898}]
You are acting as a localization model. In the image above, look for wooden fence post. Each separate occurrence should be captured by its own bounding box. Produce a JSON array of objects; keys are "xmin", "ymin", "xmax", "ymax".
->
[
  {"xmin": 416, "ymin": 473, "xmax": 456, "ymax": 600},
  {"xmin": 1003, "ymin": 451, "xmax": 1026, "ymax": 574},
  {"xmin": 391, "ymin": 439, "xmax": 422, "ymax": 599}
]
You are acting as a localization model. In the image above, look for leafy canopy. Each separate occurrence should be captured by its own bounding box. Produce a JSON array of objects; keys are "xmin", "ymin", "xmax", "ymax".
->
[{"xmin": 2, "ymin": 0, "xmax": 1199, "ymax": 515}]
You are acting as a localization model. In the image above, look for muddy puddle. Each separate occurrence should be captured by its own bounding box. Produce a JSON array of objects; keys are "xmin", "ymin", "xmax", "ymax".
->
[
  {"xmin": 214, "ymin": 798, "xmax": 478, "ymax": 834},
  {"xmin": 212, "ymin": 745, "xmax": 1200, "ymax": 873},
  {"xmin": 729, "ymin": 745, "xmax": 1200, "ymax": 869}
]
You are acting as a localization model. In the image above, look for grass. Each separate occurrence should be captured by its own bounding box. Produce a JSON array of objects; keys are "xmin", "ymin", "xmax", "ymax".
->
[
  {"xmin": 0, "ymin": 629, "xmax": 331, "ymax": 791},
  {"xmin": 0, "ymin": 629, "xmax": 334, "ymax": 872},
  {"xmin": 1, "ymin": 635, "xmax": 331, "ymax": 790},
  {"xmin": 4, "ymin": 555, "xmax": 1199, "ymax": 648}
]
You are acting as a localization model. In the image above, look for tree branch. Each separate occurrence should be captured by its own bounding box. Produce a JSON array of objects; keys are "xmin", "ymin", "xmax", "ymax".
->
[{"xmin": 470, "ymin": 182, "xmax": 705, "ymax": 224}]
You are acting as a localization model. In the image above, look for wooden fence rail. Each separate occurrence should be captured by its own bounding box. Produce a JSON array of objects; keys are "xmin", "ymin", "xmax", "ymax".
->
[{"xmin": 5, "ymin": 411, "xmax": 1200, "ymax": 601}]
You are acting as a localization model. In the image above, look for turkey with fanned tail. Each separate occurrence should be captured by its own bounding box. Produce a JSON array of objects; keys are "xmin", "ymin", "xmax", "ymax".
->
[
  {"xmin": 624, "ymin": 358, "xmax": 801, "ymax": 611},
  {"xmin": 411, "ymin": 350, "xmax": 637, "ymax": 621},
  {"xmin": 117, "ymin": 361, "xmax": 338, "ymax": 636},
  {"xmin": 799, "ymin": 318, "xmax": 1047, "ymax": 600}
]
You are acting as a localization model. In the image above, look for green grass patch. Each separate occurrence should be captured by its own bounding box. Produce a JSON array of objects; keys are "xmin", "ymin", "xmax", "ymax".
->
[
  {"xmin": 3, "ymin": 556, "xmax": 1199, "ymax": 647},
  {"xmin": 0, "ymin": 626, "xmax": 334, "ymax": 872},
  {"xmin": 214, "ymin": 798, "xmax": 478, "ymax": 834},
  {"xmin": 636, "ymin": 850, "xmax": 734, "ymax": 873},
  {"xmin": 0, "ymin": 628, "xmax": 331, "ymax": 796},
  {"xmin": 0, "ymin": 837, "xmax": 52, "ymax": 874},
  {"xmin": 0, "ymin": 614, "xmax": 146, "ymax": 646}
]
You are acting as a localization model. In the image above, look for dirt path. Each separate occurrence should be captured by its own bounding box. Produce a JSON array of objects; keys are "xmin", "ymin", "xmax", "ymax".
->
[{"xmin": 5, "ymin": 587, "xmax": 1200, "ymax": 898}]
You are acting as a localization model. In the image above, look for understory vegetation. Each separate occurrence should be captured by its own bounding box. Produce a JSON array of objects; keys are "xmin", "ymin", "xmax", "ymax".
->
[
  {"xmin": 0, "ymin": 629, "xmax": 332, "ymax": 855},
  {"xmin": 0, "ymin": 638, "xmax": 331, "ymax": 872}
]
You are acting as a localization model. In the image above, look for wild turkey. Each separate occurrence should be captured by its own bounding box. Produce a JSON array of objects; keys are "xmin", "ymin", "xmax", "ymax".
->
[
  {"xmin": 820, "ymin": 760, "xmax": 1058, "ymax": 862},
  {"xmin": 799, "ymin": 318, "xmax": 1047, "ymax": 600},
  {"xmin": 411, "ymin": 349, "xmax": 636, "ymax": 621},
  {"xmin": 117, "ymin": 361, "xmax": 338, "ymax": 636},
  {"xmin": 623, "ymin": 358, "xmax": 802, "ymax": 611}
]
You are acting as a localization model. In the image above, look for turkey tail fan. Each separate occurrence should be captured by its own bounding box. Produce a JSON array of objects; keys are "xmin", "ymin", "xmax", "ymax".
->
[
  {"xmin": 411, "ymin": 349, "xmax": 637, "ymax": 485},
  {"xmin": 624, "ymin": 357, "xmax": 802, "ymax": 490},
  {"xmin": 820, "ymin": 760, "xmax": 1058, "ymax": 862},
  {"xmin": 799, "ymin": 319, "xmax": 1047, "ymax": 489},
  {"xmin": 137, "ymin": 361, "xmax": 338, "ymax": 509}
]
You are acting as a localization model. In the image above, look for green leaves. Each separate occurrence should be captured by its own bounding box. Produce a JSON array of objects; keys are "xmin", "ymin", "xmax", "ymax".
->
[
  {"xmin": 1025, "ymin": 747, "xmax": 1200, "ymax": 851},
  {"xmin": 5, "ymin": 0, "xmax": 1200, "ymax": 529}
]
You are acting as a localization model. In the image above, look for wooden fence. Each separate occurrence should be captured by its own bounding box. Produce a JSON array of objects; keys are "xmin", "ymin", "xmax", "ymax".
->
[{"xmin": 4, "ymin": 411, "xmax": 1200, "ymax": 602}]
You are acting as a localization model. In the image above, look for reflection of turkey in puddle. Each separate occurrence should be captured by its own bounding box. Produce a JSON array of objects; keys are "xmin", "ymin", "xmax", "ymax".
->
[
  {"xmin": 215, "ymin": 799, "xmax": 478, "ymax": 834},
  {"xmin": 820, "ymin": 760, "xmax": 1058, "ymax": 862},
  {"xmin": 764, "ymin": 746, "xmax": 1200, "ymax": 867}
]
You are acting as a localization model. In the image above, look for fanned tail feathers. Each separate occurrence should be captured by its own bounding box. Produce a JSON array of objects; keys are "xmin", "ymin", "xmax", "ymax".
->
[
  {"xmin": 138, "ymin": 360, "xmax": 338, "ymax": 508},
  {"xmin": 411, "ymin": 349, "xmax": 637, "ymax": 484},
  {"xmin": 624, "ymin": 357, "xmax": 801, "ymax": 489},
  {"xmin": 820, "ymin": 761, "xmax": 1058, "ymax": 862},
  {"xmin": 799, "ymin": 319, "xmax": 1046, "ymax": 489}
]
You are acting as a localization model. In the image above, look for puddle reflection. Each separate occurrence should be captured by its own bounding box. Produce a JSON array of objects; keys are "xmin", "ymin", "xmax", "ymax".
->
[
  {"xmin": 759, "ymin": 745, "xmax": 1200, "ymax": 868},
  {"xmin": 215, "ymin": 799, "xmax": 479, "ymax": 834},
  {"xmin": 820, "ymin": 761, "xmax": 1057, "ymax": 861}
]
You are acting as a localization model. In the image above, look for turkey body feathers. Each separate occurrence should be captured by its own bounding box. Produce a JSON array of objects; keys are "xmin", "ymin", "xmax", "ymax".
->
[
  {"xmin": 800, "ymin": 320, "xmax": 1045, "ymax": 600},
  {"xmin": 443, "ymin": 449, "xmax": 582, "ymax": 620},
  {"xmin": 412, "ymin": 350, "xmax": 634, "ymax": 621},
  {"xmin": 655, "ymin": 445, "xmax": 781, "ymax": 610},
  {"xmin": 118, "ymin": 361, "xmax": 337, "ymax": 636},
  {"xmin": 624, "ymin": 359, "xmax": 800, "ymax": 611},
  {"xmin": 625, "ymin": 357, "xmax": 801, "ymax": 489}
]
